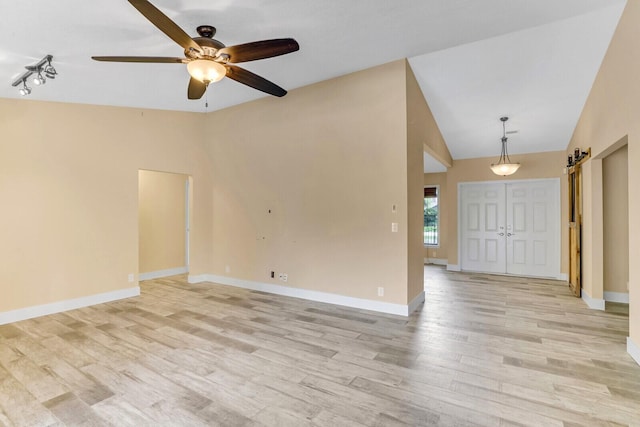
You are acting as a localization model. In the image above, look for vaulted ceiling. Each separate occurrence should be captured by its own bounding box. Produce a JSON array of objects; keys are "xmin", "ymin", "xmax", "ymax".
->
[{"xmin": 1, "ymin": 0, "xmax": 627, "ymax": 170}]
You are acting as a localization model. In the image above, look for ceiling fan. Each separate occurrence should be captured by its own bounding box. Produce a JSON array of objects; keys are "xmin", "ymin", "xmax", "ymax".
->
[{"xmin": 92, "ymin": 0, "xmax": 299, "ymax": 100}]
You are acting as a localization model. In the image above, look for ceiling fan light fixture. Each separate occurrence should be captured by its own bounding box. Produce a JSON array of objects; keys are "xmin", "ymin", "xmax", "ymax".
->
[
  {"xmin": 490, "ymin": 117, "xmax": 520, "ymax": 176},
  {"xmin": 187, "ymin": 59, "xmax": 225, "ymax": 84}
]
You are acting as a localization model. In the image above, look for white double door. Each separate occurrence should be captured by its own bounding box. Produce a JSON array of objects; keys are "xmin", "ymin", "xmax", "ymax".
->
[{"xmin": 460, "ymin": 179, "xmax": 560, "ymax": 278}]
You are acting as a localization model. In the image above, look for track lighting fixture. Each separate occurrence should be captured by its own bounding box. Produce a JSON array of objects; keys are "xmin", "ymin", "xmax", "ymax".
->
[{"xmin": 11, "ymin": 55, "xmax": 57, "ymax": 96}]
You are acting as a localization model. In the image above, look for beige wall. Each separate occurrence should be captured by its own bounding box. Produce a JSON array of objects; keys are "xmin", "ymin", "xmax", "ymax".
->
[
  {"xmin": 0, "ymin": 59, "xmax": 433, "ymax": 316},
  {"xmin": 423, "ymin": 173, "xmax": 448, "ymax": 261},
  {"xmin": 568, "ymin": 0, "xmax": 638, "ymax": 341},
  {"xmin": 443, "ymin": 151, "xmax": 568, "ymax": 272},
  {"xmin": 603, "ymin": 145, "xmax": 629, "ymax": 295},
  {"xmin": 0, "ymin": 99, "xmax": 213, "ymax": 313},
  {"xmin": 204, "ymin": 60, "xmax": 423, "ymax": 305},
  {"xmin": 580, "ymin": 159, "xmax": 604, "ymax": 300},
  {"xmin": 138, "ymin": 170, "xmax": 188, "ymax": 274}
]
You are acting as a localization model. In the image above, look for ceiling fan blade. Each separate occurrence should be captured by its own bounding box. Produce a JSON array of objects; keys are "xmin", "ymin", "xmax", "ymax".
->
[
  {"xmin": 188, "ymin": 78, "xmax": 207, "ymax": 100},
  {"xmin": 128, "ymin": 0, "xmax": 202, "ymax": 53},
  {"xmin": 92, "ymin": 56, "xmax": 186, "ymax": 63},
  {"xmin": 225, "ymin": 65, "xmax": 287, "ymax": 97},
  {"xmin": 218, "ymin": 39, "xmax": 299, "ymax": 63}
]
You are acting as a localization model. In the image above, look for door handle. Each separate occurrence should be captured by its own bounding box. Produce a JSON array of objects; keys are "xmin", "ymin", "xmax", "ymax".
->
[
  {"xmin": 498, "ymin": 232, "xmax": 505, "ymax": 236},
  {"xmin": 507, "ymin": 233, "xmax": 515, "ymax": 237}
]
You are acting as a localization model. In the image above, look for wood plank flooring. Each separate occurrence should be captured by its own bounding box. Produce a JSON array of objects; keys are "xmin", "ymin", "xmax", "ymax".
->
[{"xmin": 0, "ymin": 265, "xmax": 638, "ymax": 426}]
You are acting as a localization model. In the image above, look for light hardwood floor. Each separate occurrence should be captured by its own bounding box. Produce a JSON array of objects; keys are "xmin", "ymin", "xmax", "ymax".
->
[{"xmin": 0, "ymin": 266, "xmax": 638, "ymax": 426}]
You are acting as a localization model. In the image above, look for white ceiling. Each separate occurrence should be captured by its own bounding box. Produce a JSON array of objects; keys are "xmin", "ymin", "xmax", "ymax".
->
[
  {"xmin": 0, "ymin": 0, "xmax": 626, "ymax": 171},
  {"xmin": 410, "ymin": 2, "xmax": 626, "ymax": 166}
]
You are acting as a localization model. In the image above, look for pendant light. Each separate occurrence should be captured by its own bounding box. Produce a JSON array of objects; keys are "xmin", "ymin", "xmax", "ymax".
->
[{"xmin": 490, "ymin": 116, "xmax": 520, "ymax": 176}]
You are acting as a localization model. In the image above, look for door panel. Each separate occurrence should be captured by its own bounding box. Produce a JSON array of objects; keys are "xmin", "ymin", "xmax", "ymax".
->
[
  {"xmin": 505, "ymin": 181, "xmax": 560, "ymax": 277},
  {"xmin": 460, "ymin": 183, "xmax": 506, "ymax": 274},
  {"xmin": 485, "ymin": 239, "xmax": 499, "ymax": 262},
  {"xmin": 533, "ymin": 240, "xmax": 547, "ymax": 265},
  {"xmin": 512, "ymin": 240, "xmax": 526, "ymax": 264}
]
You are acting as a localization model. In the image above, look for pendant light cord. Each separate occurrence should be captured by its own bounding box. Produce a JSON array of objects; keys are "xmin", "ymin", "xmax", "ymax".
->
[{"xmin": 500, "ymin": 117, "xmax": 511, "ymax": 163}]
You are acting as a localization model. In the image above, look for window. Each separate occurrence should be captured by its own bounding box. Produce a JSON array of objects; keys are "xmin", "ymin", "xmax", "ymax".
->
[{"xmin": 424, "ymin": 186, "xmax": 439, "ymax": 246}]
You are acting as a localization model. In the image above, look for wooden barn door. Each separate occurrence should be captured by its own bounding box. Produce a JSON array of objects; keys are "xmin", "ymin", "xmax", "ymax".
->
[{"xmin": 568, "ymin": 149, "xmax": 590, "ymax": 297}]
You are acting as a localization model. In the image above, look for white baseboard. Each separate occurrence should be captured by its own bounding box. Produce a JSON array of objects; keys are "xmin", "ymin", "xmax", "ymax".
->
[
  {"xmin": 604, "ymin": 291, "xmax": 629, "ymax": 304},
  {"xmin": 0, "ymin": 286, "xmax": 140, "ymax": 326},
  {"xmin": 408, "ymin": 291, "xmax": 425, "ymax": 314},
  {"xmin": 581, "ymin": 290, "xmax": 605, "ymax": 310},
  {"xmin": 189, "ymin": 274, "xmax": 414, "ymax": 316},
  {"xmin": 188, "ymin": 274, "xmax": 209, "ymax": 284},
  {"xmin": 628, "ymin": 337, "xmax": 640, "ymax": 367},
  {"xmin": 426, "ymin": 258, "xmax": 447, "ymax": 266},
  {"xmin": 447, "ymin": 264, "xmax": 461, "ymax": 272},
  {"xmin": 139, "ymin": 266, "xmax": 188, "ymax": 281}
]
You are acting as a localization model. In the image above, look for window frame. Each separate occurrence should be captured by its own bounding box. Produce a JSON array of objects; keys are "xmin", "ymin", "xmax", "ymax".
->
[{"xmin": 423, "ymin": 184, "xmax": 440, "ymax": 248}]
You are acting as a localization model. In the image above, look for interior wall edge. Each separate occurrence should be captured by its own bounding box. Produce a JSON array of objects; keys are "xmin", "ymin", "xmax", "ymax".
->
[
  {"xmin": 628, "ymin": 337, "xmax": 640, "ymax": 367},
  {"xmin": 592, "ymin": 134, "xmax": 629, "ymax": 159},
  {"xmin": 582, "ymin": 289, "xmax": 606, "ymax": 310},
  {"xmin": 408, "ymin": 291, "xmax": 426, "ymax": 314}
]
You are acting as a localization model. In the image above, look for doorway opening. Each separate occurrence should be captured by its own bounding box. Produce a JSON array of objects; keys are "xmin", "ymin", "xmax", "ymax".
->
[
  {"xmin": 138, "ymin": 170, "xmax": 192, "ymax": 281},
  {"xmin": 602, "ymin": 144, "xmax": 629, "ymax": 307}
]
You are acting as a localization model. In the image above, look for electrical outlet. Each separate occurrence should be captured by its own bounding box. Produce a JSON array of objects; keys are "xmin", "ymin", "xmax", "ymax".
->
[
  {"xmin": 225, "ymin": 265, "xmax": 231, "ymax": 273},
  {"xmin": 391, "ymin": 222, "xmax": 398, "ymax": 232},
  {"xmin": 282, "ymin": 273, "xmax": 288, "ymax": 282},
  {"xmin": 378, "ymin": 287, "xmax": 384, "ymax": 297},
  {"xmin": 128, "ymin": 273, "xmax": 134, "ymax": 283}
]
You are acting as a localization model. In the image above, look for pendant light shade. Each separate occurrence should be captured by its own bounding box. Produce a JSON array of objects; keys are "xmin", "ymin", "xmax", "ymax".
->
[
  {"xmin": 490, "ymin": 162, "xmax": 520, "ymax": 176},
  {"xmin": 187, "ymin": 59, "xmax": 226, "ymax": 84},
  {"xmin": 490, "ymin": 116, "xmax": 520, "ymax": 176}
]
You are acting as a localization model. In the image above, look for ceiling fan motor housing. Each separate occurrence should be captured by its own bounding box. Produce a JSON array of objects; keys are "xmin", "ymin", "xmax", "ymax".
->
[
  {"xmin": 187, "ymin": 35, "xmax": 226, "ymax": 59},
  {"xmin": 197, "ymin": 25, "xmax": 216, "ymax": 38}
]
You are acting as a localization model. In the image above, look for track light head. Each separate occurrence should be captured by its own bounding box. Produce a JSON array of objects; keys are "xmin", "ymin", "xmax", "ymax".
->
[
  {"xmin": 33, "ymin": 72, "xmax": 46, "ymax": 86},
  {"xmin": 19, "ymin": 80, "xmax": 31, "ymax": 96},
  {"xmin": 44, "ymin": 67, "xmax": 57, "ymax": 79},
  {"xmin": 44, "ymin": 59, "xmax": 57, "ymax": 79}
]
